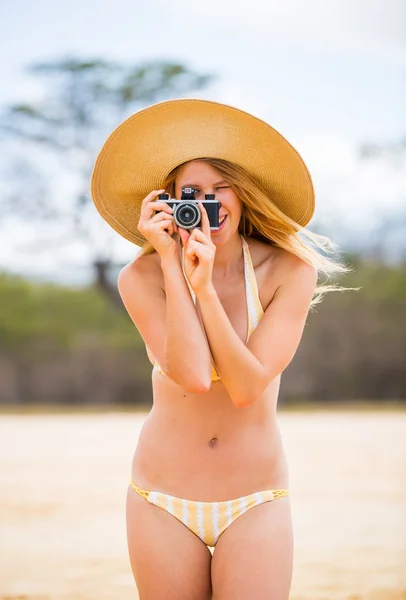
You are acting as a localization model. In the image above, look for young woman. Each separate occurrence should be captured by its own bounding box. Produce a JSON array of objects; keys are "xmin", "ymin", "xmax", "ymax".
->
[{"xmin": 91, "ymin": 99, "xmax": 349, "ymax": 600}]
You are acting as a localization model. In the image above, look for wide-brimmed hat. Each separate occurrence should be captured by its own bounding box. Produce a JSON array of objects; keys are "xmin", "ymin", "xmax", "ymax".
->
[{"xmin": 91, "ymin": 98, "xmax": 315, "ymax": 246}]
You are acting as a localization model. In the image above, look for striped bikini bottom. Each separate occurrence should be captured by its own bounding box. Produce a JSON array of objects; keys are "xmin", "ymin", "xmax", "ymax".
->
[{"xmin": 129, "ymin": 480, "xmax": 289, "ymax": 548}]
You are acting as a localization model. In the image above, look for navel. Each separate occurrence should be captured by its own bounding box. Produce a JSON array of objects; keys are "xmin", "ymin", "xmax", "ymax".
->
[{"xmin": 209, "ymin": 437, "xmax": 218, "ymax": 448}]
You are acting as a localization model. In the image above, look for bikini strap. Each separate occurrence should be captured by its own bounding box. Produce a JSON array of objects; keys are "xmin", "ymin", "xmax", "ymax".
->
[
  {"xmin": 181, "ymin": 236, "xmax": 263, "ymax": 337},
  {"xmin": 181, "ymin": 247, "xmax": 197, "ymax": 304},
  {"xmin": 129, "ymin": 480, "xmax": 150, "ymax": 499},
  {"xmin": 241, "ymin": 236, "xmax": 264, "ymax": 338}
]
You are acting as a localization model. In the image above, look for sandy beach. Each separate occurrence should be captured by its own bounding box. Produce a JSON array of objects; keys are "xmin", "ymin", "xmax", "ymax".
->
[{"xmin": 0, "ymin": 409, "xmax": 405, "ymax": 600}]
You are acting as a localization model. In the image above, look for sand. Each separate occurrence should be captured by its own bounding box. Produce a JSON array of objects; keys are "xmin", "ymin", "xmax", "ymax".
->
[{"xmin": 0, "ymin": 409, "xmax": 405, "ymax": 599}]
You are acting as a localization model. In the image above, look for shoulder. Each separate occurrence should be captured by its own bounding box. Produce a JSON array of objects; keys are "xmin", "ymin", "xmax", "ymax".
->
[
  {"xmin": 249, "ymin": 236, "xmax": 316, "ymax": 274},
  {"xmin": 117, "ymin": 251, "xmax": 164, "ymax": 294},
  {"xmin": 247, "ymin": 237, "xmax": 318, "ymax": 302}
]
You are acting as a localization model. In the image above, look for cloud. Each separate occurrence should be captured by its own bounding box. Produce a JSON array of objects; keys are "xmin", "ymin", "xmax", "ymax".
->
[
  {"xmin": 298, "ymin": 134, "xmax": 406, "ymax": 247},
  {"xmin": 177, "ymin": 0, "xmax": 406, "ymax": 62}
]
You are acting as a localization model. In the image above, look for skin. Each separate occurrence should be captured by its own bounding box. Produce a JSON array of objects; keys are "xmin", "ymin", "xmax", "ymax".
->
[{"xmin": 119, "ymin": 160, "xmax": 318, "ymax": 599}]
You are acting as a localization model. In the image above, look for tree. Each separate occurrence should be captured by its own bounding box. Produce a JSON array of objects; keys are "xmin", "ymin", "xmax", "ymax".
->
[{"xmin": 0, "ymin": 57, "xmax": 214, "ymax": 306}]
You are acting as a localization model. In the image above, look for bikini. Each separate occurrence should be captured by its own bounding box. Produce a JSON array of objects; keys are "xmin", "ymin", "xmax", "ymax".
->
[{"xmin": 130, "ymin": 235, "xmax": 289, "ymax": 548}]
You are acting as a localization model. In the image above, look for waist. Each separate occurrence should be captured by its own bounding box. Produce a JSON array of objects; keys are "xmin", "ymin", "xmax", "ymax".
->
[{"xmin": 131, "ymin": 412, "xmax": 289, "ymax": 500}]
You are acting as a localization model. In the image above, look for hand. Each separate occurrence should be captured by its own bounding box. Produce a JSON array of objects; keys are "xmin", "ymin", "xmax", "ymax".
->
[
  {"xmin": 178, "ymin": 203, "xmax": 216, "ymax": 295},
  {"xmin": 137, "ymin": 190, "xmax": 179, "ymax": 258}
]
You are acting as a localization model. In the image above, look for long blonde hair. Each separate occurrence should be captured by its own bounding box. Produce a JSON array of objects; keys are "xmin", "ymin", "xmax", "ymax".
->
[{"xmin": 138, "ymin": 157, "xmax": 357, "ymax": 309}]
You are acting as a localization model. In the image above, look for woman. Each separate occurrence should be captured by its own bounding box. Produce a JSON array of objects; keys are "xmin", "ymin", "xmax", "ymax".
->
[{"xmin": 91, "ymin": 99, "xmax": 349, "ymax": 599}]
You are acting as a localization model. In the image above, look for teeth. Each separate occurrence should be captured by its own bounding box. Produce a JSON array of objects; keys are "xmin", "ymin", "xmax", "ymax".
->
[{"xmin": 219, "ymin": 215, "xmax": 227, "ymax": 224}]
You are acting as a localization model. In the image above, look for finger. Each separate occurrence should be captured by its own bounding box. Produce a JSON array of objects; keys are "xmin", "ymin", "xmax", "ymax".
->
[
  {"xmin": 186, "ymin": 239, "xmax": 210, "ymax": 259},
  {"xmin": 186, "ymin": 244, "xmax": 209, "ymax": 263},
  {"xmin": 149, "ymin": 210, "xmax": 175, "ymax": 223},
  {"xmin": 141, "ymin": 189, "xmax": 166, "ymax": 210},
  {"xmin": 189, "ymin": 229, "xmax": 216, "ymax": 255},
  {"xmin": 179, "ymin": 228, "xmax": 191, "ymax": 247},
  {"xmin": 185, "ymin": 243, "xmax": 198, "ymax": 262},
  {"xmin": 140, "ymin": 212, "xmax": 171, "ymax": 236},
  {"xmin": 198, "ymin": 202, "xmax": 211, "ymax": 239},
  {"xmin": 142, "ymin": 214, "xmax": 173, "ymax": 232},
  {"xmin": 157, "ymin": 218, "xmax": 174, "ymax": 232},
  {"xmin": 163, "ymin": 220, "xmax": 176, "ymax": 236},
  {"xmin": 149, "ymin": 201, "xmax": 173, "ymax": 213},
  {"xmin": 186, "ymin": 239, "xmax": 198, "ymax": 254},
  {"xmin": 143, "ymin": 201, "xmax": 173, "ymax": 221},
  {"xmin": 189, "ymin": 228, "xmax": 212, "ymax": 246},
  {"xmin": 140, "ymin": 203, "xmax": 172, "ymax": 225}
]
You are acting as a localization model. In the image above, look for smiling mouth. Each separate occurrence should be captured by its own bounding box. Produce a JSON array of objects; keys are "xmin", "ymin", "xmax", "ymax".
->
[{"xmin": 218, "ymin": 215, "xmax": 227, "ymax": 225}]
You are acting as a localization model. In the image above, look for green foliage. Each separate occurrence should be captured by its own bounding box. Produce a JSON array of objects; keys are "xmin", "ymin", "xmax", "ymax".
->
[
  {"xmin": 0, "ymin": 272, "xmax": 142, "ymax": 353},
  {"xmin": 1, "ymin": 255, "xmax": 405, "ymax": 405},
  {"xmin": 333, "ymin": 253, "xmax": 406, "ymax": 306}
]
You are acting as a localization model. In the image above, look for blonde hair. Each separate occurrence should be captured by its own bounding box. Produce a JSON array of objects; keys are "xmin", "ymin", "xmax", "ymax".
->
[{"xmin": 138, "ymin": 157, "xmax": 357, "ymax": 309}]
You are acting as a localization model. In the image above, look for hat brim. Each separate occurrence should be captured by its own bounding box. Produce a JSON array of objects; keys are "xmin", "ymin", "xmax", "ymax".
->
[{"xmin": 91, "ymin": 98, "xmax": 315, "ymax": 246}]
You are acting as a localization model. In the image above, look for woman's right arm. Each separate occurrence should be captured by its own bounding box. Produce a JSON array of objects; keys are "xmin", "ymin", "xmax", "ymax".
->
[{"xmin": 117, "ymin": 190, "xmax": 213, "ymax": 393}]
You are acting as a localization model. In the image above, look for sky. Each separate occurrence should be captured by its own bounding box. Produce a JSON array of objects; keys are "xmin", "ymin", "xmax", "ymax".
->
[{"xmin": 0, "ymin": 0, "xmax": 405, "ymax": 283}]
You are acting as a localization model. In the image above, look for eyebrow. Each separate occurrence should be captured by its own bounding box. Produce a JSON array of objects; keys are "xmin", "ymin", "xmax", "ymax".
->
[{"xmin": 180, "ymin": 180, "xmax": 229, "ymax": 187}]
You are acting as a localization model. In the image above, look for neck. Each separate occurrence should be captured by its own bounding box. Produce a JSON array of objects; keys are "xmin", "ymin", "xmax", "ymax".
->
[{"xmin": 212, "ymin": 232, "xmax": 244, "ymax": 279}]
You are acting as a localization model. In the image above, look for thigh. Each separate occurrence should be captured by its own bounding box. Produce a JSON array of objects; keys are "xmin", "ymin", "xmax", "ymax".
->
[
  {"xmin": 211, "ymin": 497, "xmax": 293, "ymax": 600},
  {"xmin": 126, "ymin": 485, "xmax": 213, "ymax": 600}
]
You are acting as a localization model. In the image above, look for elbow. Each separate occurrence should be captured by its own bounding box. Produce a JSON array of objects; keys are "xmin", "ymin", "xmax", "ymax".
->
[
  {"xmin": 233, "ymin": 394, "xmax": 256, "ymax": 409},
  {"xmin": 181, "ymin": 371, "xmax": 212, "ymax": 393},
  {"xmin": 165, "ymin": 363, "xmax": 212, "ymax": 394},
  {"xmin": 231, "ymin": 386, "xmax": 258, "ymax": 409},
  {"xmin": 185, "ymin": 379, "xmax": 212, "ymax": 394},
  {"xmin": 232, "ymin": 371, "xmax": 277, "ymax": 409},
  {"xmin": 183, "ymin": 365, "xmax": 212, "ymax": 393}
]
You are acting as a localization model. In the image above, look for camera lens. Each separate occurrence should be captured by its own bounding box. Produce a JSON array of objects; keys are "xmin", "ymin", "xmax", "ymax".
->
[{"xmin": 174, "ymin": 202, "xmax": 200, "ymax": 229}]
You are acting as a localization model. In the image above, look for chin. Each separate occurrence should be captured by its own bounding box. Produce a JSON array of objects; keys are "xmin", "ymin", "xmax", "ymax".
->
[{"xmin": 211, "ymin": 227, "xmax": 239, "ymax": 245}]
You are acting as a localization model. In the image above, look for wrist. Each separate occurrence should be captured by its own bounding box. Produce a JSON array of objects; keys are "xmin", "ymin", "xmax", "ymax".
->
[
  {"xmin": 159, "ymin": 247, "xmax": 181, "ymax": 272},
  {"xmin": 195, "ymin": 284, "xmax": 216, "ymax": 302}
]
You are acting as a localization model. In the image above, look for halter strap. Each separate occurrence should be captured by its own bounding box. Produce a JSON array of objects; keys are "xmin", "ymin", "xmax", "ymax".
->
[{"xmin": 181, "ymin": 235, "xmax": 264, "ymax": 342}]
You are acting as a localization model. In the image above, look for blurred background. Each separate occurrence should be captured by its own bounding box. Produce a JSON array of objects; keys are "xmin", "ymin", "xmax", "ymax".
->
[{"xmin": 0, "ymin": 1, "xmax": 405, "ymax": 599}]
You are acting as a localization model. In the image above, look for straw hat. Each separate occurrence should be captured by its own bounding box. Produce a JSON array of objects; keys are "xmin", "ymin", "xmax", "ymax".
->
[{"xmin": 91, "ymin": 98, "xmax": 315, "ymax": 246}]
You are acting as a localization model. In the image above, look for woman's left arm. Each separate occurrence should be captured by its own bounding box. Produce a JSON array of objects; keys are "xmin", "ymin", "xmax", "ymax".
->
[
  {"xmin": 180, "ymin": 204, "xmax": 318, "ymax": 409},
  {"xmin": 196, "ymin": 258, "xmax": 318, "ymax": 408}
]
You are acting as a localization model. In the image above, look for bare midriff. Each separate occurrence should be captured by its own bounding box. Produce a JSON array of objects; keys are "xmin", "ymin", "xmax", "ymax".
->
[{"xmin": 130, "ymin": 369, "xmax": 289, "ymax": 502}]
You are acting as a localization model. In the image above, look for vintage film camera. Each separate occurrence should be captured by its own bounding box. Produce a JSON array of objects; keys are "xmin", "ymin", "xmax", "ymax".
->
[{"xmin": 158, "ymin": 187, "xmax": 222, "ymax": 230}]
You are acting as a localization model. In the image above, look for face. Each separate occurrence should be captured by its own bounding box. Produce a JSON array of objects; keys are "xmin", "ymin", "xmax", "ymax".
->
[{"xmin": 175, "ymin": 160, "xmax": 242, "ymax": 243}]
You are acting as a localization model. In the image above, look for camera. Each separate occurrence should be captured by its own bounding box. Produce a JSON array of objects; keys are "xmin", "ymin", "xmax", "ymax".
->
[{"xmin": 157, "ymin": 187, "xmax": 222, "ymax": 230}]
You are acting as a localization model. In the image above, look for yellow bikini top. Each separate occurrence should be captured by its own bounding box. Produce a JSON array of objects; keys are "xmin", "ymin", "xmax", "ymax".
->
[{"xmin": 153, "ymin": 235, "xmax": 264, "ymax": 382}]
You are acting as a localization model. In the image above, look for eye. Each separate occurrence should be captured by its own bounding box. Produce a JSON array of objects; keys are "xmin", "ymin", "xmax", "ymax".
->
[{"xmin": 215, "ymin": 186, "xmax": 230, "ymax": 191}]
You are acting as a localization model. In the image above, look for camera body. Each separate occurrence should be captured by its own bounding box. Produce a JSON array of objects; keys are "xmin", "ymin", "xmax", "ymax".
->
[{"xmin": 158, "ymin": 187, "xmax": 222, "ymax": 230}]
